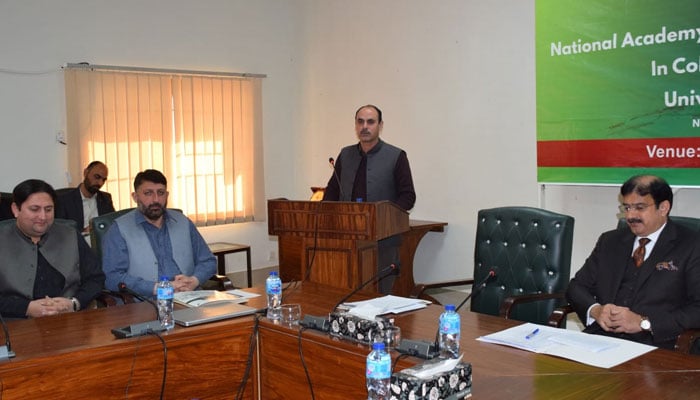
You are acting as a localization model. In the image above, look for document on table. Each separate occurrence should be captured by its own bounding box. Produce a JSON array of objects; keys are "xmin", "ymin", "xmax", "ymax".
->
[
  {"xmin": 342, "ymin": 295, "xmax": 431, "ymax": 319},
  {"xmin": 477, "ymin": 322, "xmax": 656, "ymax": 369}
]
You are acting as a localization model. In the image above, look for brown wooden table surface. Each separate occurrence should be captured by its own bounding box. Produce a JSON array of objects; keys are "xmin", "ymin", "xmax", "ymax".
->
[
  {"xmin": 261, "ymin": 281, "xmax": 700, "ymax": 400},
  {"xmin": 2, "ymin": 282, "xmax": 699, "ymax": 399},
  {"xmin": 0, "ymin": 295, "xmax": 267, "ymax": 400}
]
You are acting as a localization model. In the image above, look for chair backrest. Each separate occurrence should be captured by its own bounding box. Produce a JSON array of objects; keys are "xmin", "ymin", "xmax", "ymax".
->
[
  {"xmin": 90, "ymin": 208, "xmax": 135, "ymax": 260},
  {"xmin": 90, "ymin": 208, "xmax": 185, "ymax": 260},
  {"xmin": 471, "ymin": 206, "xmax": 575, "ymax": 325},
  {"xmin": 0, "ymin": 192, "xmax": 13, "ymax": 221},
  {"xmin": 617, "ymin": 216, "xmax": 700, "ymax": 233}
]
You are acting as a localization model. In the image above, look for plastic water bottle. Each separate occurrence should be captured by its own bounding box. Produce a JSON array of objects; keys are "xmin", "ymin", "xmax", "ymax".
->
[
  {"xmin": 266, "ymin": 271, "xmax": 282, "ymax": 320},
  {"xmin": 439, "ymin": 304, "xmax": 460, "ymax": 359},
  {"xmin": 156, "ymin": 276, "xmax": 174, "ymax": 330},
  {"xmin": 366, "ymin": 342, "xmax": 391, "ymax": 400}
]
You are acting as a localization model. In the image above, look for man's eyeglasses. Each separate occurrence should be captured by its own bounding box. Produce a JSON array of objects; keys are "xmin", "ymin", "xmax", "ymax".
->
[{"xmin": 619, "ymin": 203, "xmax": 655, "ymax": 213}]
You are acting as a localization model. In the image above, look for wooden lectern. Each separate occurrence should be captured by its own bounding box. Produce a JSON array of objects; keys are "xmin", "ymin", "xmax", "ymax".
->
[{"xmin": 268, "ymin": 199, "xmax": 409, "ymax": 292}]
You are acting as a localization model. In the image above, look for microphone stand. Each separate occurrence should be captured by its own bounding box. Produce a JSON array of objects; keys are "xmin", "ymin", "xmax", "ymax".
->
[
  {"xmin": 396, "ymin": 269, "xmax": 497, "ymax": 359},
  {"xmin": 332, "ymin": 263, "xmax": 399, "ymax": 312},
  {"xmin": 328, "ymin": 157, "xmax": 346, "ymax": 200},
  {"xmin": 455, "ymin": 270, "xmax": 496, "ymax": 312},
  {"xmin": 111, "ymin": 283, "xmax": 166, "ymax": 339},
  {"xmin": 119, "ymin": 282, "xmax": 160, "ymax": 319},
  {"xmin": 300, "ymin": 262, "xmax": 399, "ymax": 332}
]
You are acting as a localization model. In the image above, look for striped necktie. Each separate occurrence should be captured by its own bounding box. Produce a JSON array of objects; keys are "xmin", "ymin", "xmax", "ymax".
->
[{"xmin": 633, "ymin": 238, "xmax": 650, "ymax": 267}]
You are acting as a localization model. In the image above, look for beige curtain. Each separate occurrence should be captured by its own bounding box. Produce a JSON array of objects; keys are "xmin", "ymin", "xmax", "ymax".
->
[{"xmin": 64, "ymin": 68, "xmax": 261, "ymax": 225}]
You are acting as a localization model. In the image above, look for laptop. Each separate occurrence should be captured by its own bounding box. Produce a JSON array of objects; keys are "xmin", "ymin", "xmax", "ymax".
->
[{"xmin": 173, "ymin": 301, "xmax": 261, "ymax": 327}]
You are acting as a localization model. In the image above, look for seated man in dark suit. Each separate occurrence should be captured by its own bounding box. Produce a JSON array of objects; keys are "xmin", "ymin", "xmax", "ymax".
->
[
  {"xmin": 0, "ymin": 179, "xmax": 105, "ymax": 318},
  {"xmin": 567, "ymin": 175, "xmax": 700, "ymax": 350},
  {"xmin": 56, "ymin": 161, "xmax": 115, "ymax": 237}
]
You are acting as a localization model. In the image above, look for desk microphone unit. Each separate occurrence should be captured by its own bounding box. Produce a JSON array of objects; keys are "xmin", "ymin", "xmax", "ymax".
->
[
  {"xmin": 111, "ymin": 283, "xmax": 167, "ymax": 339},
  {"xmin": 300, "ymin": 262, "xmax": 400, "ymax": 333},
  {"xmin": 396, "ymin": 269, "xmax": 497, "ymax": 359}
]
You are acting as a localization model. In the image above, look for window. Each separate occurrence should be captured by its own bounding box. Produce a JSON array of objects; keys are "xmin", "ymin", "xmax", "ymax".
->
[{"xmin": 64, "ymin": 65, "xmax": 264, "ymax": 225}]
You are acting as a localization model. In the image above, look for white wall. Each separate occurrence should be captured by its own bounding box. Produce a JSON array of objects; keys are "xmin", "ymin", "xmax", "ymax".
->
[
  {"xmin": 2, "ymin": 0, "xmax": 700, "ymax": 279},
  {"xmin": 0, "ymin": 0, "xmax": 304, "ymax": 271}
]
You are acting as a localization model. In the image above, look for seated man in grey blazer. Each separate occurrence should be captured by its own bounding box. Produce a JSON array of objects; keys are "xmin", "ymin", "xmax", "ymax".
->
[
  {"xmin": 567, "ymin": 175, "xmax": 700, "ymax": 350},
  {"xmin": 56, "ymin": 161, "xmax": 115, "ymax": 236},
  {"xmin": 0, "ymin": 179, "xmax": 105, "ymax": 318},
  {"xmin": 101, "ymin": 169, "xmax": 216, "ymax": 298}
]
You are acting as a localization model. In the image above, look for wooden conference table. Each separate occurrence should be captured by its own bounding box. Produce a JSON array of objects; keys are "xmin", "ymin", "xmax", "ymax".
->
[
  {"xmin": 0, "ymin": 298, "xmax": 266, "ymax": 399},
  {"xmin": 2, "ymin": 283, "xmax": 700, "ymax": 399}
]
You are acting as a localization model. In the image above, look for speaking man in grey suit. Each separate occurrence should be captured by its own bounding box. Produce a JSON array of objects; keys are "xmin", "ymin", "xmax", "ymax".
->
[{"xmin": 567, "ymin": 175, "xmax": 700, "ymax": 350}]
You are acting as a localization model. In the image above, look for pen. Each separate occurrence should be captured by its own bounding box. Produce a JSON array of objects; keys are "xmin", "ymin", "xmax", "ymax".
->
[{"xmin": 525, "ymin": 328, "xmax": 540, "ymax": 340}]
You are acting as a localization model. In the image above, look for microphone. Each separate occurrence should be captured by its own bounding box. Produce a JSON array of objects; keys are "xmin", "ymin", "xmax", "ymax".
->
[
  {"xmin": 455, "ymin": 269, "xmax": 497, "ymax": 311},
  {"xmin": 328, "ymin": 157, "xmax": 346, "ymax": 200},
  {"xmin": 332, "ymin": 262, "xmax": 400, "ymax": 312},
  {"xmin": 0, "ymin": 312, "xmax": 16, "ymax": 360},
  {"xmin": 118, "ymin": 282, "xmax": 159, "ymax": 319},
  {"xmin": 300, "ymin": 262, "xmax": 400, "ymax": 332},
  {"xmin": 111, "ymin": 283, "xmax": 167, "ymax": 339},
  {"xmin": 396, "ymin": 269, "xmax": 497, "ymax": 359}
]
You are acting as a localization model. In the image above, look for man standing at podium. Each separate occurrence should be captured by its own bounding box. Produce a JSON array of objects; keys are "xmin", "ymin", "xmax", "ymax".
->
[{"xmin": 323, "ymin": 104, "xmax": 416, "ymax": 293}]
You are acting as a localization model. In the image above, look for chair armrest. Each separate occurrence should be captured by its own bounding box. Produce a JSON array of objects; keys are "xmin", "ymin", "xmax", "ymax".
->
[
  {"xmin": 675, "ymin": 329, "xmax": 700, "ymax": 354},
  {"xmin": 547, "ymin": 304, "xmax": 574, "ymax": 328},
  {"xmin": 499, "ymin": 292, "xmax": 566, "ymax": 319}
]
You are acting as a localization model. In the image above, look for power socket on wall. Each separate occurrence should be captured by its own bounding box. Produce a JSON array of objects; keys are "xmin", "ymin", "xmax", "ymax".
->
[
  {"xmin": 56, "ymin": 131, "xmax": 67, "ymax": 145},
  {"xmin": 268, "ymin": 250, "xmax": 276, "ymax": 261}
]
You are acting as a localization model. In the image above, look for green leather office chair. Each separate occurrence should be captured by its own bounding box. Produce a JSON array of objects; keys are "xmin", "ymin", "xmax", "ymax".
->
[
  {"xmin": 413, "ymin": 206, "xmax": 575, "ymax": 326},
  {"xmin": 549, "ymin": 215, "xmax": 700, "ymax": 354},
  {"xmin": 91, "ymin": 208, "xmax": 233, "ymax": 291}
]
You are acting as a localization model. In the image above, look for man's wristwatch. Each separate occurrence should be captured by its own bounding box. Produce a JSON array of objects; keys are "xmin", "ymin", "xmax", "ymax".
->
[
  {"xmin": 71, "ymin": 297, "xmax": 80, "ymax": 312},
  {"xmin": 640, "ymin": 316, "xmax": 652, "ymax": 332}
]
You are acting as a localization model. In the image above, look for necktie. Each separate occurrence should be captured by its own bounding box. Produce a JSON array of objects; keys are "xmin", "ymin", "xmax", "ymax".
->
[{"xmin": 633, "ymin": 238, "xmax": 650, "ymax": 267}]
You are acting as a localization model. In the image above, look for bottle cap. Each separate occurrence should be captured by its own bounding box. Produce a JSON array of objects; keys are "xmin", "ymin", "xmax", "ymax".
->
[
  {"xmin": 159, "ymin": 276, "xmax": 169, "ymax": 281},
  {"xmin": 445, "ymin": 304, "xmax": 456, "ymax": 311},
  {"xmin": 372, "ymin": 342, "xmax": 386, "ymax": 351},
  {"xmin": 269, "ymin": 271, "xmax": 278, "ymax": 276}
]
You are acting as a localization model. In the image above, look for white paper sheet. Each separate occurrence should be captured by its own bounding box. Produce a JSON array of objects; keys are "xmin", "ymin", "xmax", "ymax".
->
[
  {"xmin": 477, "ymin": 322, "xmax": 656, "ymax": 369},
  {"xmin": 342, "ymin": 295, "xmax": 431, "ymax": 317}
]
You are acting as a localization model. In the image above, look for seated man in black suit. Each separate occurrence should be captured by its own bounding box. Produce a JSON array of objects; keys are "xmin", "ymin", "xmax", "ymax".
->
[
  {"xmin": 567, "ymin": 175, "xmax": 700, "ymax": 350},
  {"xmin": 56, "ymin": 161, "xmax": 115, "ymax": 237}
]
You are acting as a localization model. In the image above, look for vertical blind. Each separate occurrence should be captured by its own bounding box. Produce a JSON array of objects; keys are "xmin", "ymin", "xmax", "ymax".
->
[{"xmin": 64, "ymin": 67, "xmax": 262, "ymax": 225}]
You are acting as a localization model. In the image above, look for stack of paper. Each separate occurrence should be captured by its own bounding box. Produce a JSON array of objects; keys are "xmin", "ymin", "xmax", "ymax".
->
[
  {"xmin": 477, "ymin": 322, "xmax": 656, "ymax": 368},
  {"xmin": 342, "ymin": 295, "xmax": 431, "ymax": 319}
]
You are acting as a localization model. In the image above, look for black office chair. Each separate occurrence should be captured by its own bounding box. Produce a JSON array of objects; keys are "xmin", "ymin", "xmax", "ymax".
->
[
  {"xmin": 91, "ymin": 208, "xmax": 233, "ymax": 291},
  {"xmin": 548, "ymin": 215, "xmax": 700, "ymax": 354},
  {"xmin": 0, "ymin": 192, "xmax": 14, "ymax": 220},
  {"xmin": 413, "ymin": 206, "xmax": 574, "ymax": 326}
]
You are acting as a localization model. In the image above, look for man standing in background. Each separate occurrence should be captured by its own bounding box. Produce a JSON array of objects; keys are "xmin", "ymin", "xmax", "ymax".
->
[{"xmin": 323, "ymin": 104, "xmax": 416, "ymax": 293}]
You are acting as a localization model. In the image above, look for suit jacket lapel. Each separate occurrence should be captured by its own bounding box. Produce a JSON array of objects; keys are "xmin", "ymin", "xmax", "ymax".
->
[
  {"xmin": 605, "ymin": 231, "xmax": 635, "ymax": 300},
  {"xmin": 71, "ymin": 189, "xmax": 85, "ymax": 224}
]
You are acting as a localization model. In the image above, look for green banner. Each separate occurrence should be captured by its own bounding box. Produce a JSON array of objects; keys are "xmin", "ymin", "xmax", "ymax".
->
[{"xmin": 536, "ymin": 0, "xmax": 700, "ymax": 186}]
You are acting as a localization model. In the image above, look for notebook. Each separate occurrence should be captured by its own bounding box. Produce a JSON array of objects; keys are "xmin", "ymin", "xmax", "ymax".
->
[{"xmin": 173, "ymin": 301, "xmax": 261, "ymax": 327}]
